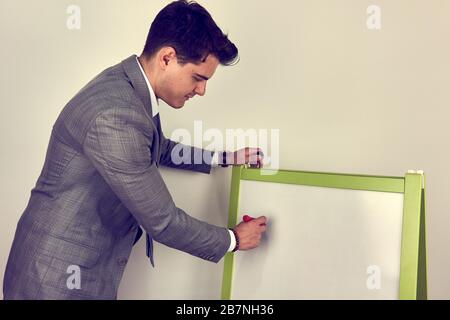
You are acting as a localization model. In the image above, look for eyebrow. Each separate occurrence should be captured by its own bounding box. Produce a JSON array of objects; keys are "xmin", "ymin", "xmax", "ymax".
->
[{"xmin": 194, "ymin": 73, "xmax": 209, "ymax": 81}]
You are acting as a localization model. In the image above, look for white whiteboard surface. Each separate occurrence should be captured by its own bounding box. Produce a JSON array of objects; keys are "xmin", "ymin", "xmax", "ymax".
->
[{"xmin": 231, "ymin": 180, "xmax": 404, "ymax": 299}]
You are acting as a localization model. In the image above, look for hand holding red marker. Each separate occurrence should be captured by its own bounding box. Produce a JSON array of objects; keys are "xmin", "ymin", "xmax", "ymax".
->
[{"xmin": 232, "ymin": 215, "xmax": 267, "ymax": 251}]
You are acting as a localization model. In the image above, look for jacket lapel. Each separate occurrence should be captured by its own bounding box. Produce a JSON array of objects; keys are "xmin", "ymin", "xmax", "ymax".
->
[{"xmin": 121, "ymin": 54, "xmax": 161, "ymax": 166}]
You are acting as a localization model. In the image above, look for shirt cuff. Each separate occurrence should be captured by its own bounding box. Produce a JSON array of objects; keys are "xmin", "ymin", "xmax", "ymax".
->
[
  {"xmin": 227, "ymin": 229, "xmax": 237, "ymax": 252},
  {"xmin": 211, "ymin": 151, "xmax": 220, "ymax": 167}
]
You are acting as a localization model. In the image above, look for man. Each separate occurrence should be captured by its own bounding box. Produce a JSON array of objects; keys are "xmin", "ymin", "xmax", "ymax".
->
[{"xmin": 3, "ymin": 0, "xmax": 267, "ymax": 300}]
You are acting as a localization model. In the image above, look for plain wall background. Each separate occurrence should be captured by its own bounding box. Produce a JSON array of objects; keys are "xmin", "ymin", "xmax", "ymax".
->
[{"xmin": 1, "ymin": 0, "xmax": 449, "ymax": 299}]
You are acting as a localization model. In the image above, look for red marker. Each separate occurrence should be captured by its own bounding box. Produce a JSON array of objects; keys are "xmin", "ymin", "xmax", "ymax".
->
[{"xmin": 243, "ymin": 214, "xmax": 266, "ymax": 226}]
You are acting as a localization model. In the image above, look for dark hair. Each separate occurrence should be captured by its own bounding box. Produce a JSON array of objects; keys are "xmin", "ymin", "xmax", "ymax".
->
[{"xmin": 142, "ymin": 0, "xmax": 238, "ymax": 66}]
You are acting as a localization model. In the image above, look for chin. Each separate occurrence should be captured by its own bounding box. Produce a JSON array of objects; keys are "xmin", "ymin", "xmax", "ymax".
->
[
  {"xmin": 172, "ymin": 101, "xmax": 185, "ymax": 109},
  {"xmin": 166, "ymin": 102, "xmax": 183, "ymax": 109}
]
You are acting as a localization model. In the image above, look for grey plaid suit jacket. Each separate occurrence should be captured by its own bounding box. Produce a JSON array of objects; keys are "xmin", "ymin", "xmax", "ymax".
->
[{"xmin": 3, "ymin": 55, "xmax": 230, "ymax": 300}]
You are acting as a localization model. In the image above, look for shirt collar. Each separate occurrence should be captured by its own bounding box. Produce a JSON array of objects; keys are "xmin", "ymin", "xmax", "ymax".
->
[{"xmin": 136, "ymin": 56, "xmax": 159, "ymax": 117}]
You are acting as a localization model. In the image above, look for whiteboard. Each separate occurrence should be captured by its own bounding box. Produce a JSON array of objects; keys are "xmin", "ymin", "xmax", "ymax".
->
[{"xmin": 230, "ymin": 179, "xmax": 404, "ymax": 299}]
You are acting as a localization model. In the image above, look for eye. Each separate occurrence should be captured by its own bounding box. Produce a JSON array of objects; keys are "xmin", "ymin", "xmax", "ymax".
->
[{"xmin": 193, "ymin": 76, "xmax": 202, "ymax": 82}]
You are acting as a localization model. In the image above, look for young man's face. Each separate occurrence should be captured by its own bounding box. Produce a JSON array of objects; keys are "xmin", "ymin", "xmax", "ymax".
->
[{"xmin": 159, "ymin": 54, "xmax": 220, "ymax": 108}]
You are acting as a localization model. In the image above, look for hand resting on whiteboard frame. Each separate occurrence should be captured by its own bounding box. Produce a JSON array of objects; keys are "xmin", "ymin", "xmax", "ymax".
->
[{"xmin": 221, "ymin": 147, "xmax": 264, "ymax": 169}]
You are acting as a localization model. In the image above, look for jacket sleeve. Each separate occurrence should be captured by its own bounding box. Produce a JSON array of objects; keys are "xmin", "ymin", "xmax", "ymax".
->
[
  {"xmin": 159, "ymin": 133, "xmax": 215, "ymax": 174},
  {"xmin": 82, "ymin": 106, "xmax": 230, "ymax": 263}
]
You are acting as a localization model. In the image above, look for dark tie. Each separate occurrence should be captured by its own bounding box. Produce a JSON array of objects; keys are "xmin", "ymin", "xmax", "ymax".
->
[
  {"xmin": 153, "ymin": 112, "xmax": 161, "ymax": 133},
  {"xmin": 132, "ymin": 228, "xmax": 154, "ymax": 267}
]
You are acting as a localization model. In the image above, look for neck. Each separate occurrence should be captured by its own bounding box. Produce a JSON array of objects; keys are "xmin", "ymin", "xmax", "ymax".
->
[{"xmin": 138, "ymin": 55, "xmax": 159, "ymax": 98}]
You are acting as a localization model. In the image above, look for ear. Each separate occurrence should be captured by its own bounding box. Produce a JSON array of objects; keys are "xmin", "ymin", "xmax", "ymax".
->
[{"xmin": 158, "ymin": 47, "xmax": 177, "ymax": 69}]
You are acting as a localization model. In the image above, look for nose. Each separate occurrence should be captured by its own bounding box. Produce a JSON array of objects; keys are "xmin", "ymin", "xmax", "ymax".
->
[{"xmin": 194, "ymin": 81, "xmax": 207, "ymax": 96}]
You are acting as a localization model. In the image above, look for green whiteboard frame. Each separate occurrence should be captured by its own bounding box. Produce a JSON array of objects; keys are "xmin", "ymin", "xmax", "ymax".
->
[{"xmin": 221, "ymin": 166, "xmax": 427, "ymax": 300}]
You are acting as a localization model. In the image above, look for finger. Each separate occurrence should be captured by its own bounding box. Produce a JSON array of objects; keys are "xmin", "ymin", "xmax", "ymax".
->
[
  {"xmin": 249, "ymin": 148, "xmax": 262, "ymax": 156},
  {"xmin": 253, "ymin": 154, "xmax": 265, "ymax": 167},
  {"xmin": 246, "ymin": 149, "xmax": 265, "ymax": 168},
  {"xmin": 257, "ymin": 155, "xmax": 264, "ymax": 167},
  {"xmin": 251, "ymin": 161, "xmax": 263, "ymax": 168},
  {"xmin": 258, "ymin": 158, "xmax": 264, "ymax": 168},
  {"xmin": 256, "ymin": 149, "xmax": 264, "ymax": 158},
  {"xmin": 251, "ymin": 154, "xmax": 264, "ymax": 162},
  {"xmin": 254, "ymin": 216, "xmax": 267, "ymax": 226},
  {"xmin": 252, "ymin": 160, "xmax": 261, "ymax": 169},
  {"xmin": 248, "ymin": 153, "xmax": 259, "ymax": 166},
  {"xmin": 236, "ymin": 151, "xmax": 246, "ymax": 164}
]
